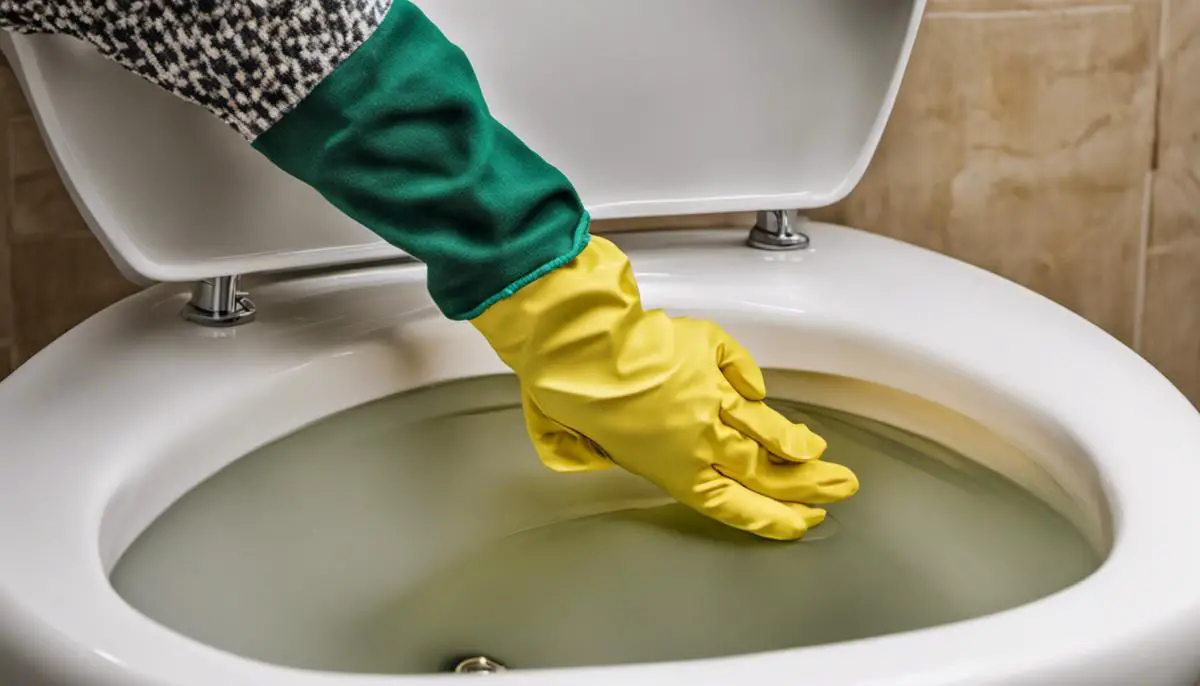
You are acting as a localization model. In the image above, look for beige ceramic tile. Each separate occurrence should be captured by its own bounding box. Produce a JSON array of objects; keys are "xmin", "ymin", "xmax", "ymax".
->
[
  {"xmin": 0, "ymin": 343, "xmax": 11, "ymax": 380},
  {"xmin": 812, "ymin": 3, "xmax": 1158, "ymax": 344},
  {"xmin": 0, "ymin": 236, "xmax": 11, "ymax": 344},
  {"xmin": 0, "ymin": 116, "xmax": 10, "ymax": 344},
  {"xmin": 11, "ymin": 235, "xmax": 141, "ymax": 363},
  {"xmin": 1145, "ymin": 0, "xmax": 1200, "ymax": 250},
  {"xmin": 0, "ymin": 56, "xmax": 31, "ymax": 119},
  {"xmin": 1140, "ymin": 0, "xmax": 1200, "ymax": 404},
  {"xmin": 1142, "ymin": 245, "xmax": 1200, "ymax": 403},
  {"xmin": 8, "ymin": 116, "xmax": 91, "ymax": 238}
]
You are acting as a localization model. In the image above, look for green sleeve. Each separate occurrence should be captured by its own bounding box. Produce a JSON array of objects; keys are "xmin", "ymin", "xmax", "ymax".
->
[{"xmin": 252, "ymin": 1, "xmax": 591, "ymax": 320}]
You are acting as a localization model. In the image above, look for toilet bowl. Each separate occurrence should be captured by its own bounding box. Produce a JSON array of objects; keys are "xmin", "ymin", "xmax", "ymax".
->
[{"xmin": 3, "ymin": 1, "xmax": 1200, "ymax": 685}]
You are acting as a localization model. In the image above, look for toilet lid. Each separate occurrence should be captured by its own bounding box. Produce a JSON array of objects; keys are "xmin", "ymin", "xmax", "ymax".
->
[{"xmin": 0, "ymin": 0, "xmax": 924, "ymax": 284}]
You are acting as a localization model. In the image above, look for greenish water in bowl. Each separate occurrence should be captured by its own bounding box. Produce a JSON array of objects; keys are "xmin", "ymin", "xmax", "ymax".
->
[{"xmin": 109, "ymin": 373, "xmax": 1101, "ymax": 674}]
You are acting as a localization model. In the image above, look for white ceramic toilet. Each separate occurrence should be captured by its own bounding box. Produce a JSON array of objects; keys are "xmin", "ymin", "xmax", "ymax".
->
[{"xmin": 3, "ymin": 1, "xmax": 1200, "ymax": 684}]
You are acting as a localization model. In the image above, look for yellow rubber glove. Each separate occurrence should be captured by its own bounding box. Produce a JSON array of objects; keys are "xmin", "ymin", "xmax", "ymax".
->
[{"xmin": 471, "ymin": 235, "xmax": 859, "ymax": 541}]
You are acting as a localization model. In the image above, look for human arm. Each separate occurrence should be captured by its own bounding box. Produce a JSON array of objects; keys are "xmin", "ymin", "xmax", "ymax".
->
[
  {"xmin": 1, "ymin": 0, "xmax": 858, "ymax": 540},
  {"xmin": 2, "ymin": 0, "xmax": 584, "ymax": 319}
]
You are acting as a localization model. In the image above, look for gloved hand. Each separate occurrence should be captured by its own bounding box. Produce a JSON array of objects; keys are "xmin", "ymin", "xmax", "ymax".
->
[{"xmin": 471, "ymin": 235, "xmax": 859, "ymax": 541}]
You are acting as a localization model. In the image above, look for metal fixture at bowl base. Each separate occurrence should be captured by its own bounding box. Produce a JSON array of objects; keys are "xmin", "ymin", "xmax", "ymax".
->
[{"xmin": 451, "ymin": 655, "xmax": 507, "ymax": 675}]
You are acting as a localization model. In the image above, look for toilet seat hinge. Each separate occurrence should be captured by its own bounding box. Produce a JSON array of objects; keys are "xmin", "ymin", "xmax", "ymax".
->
[
  {"xmin": 181, "ymin": 275, "xmax": 257, "ymax": 327},
  {"xmin": 747, "ymin": 209, "xmax": 810, "ymax": 251}
]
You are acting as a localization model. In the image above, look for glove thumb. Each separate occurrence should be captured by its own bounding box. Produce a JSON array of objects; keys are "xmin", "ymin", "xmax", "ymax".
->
[
  {"xmin": 710, "ymin": 322, "xmax": 767, "ymax": 401},
  {"xmin": 520, "ymin": 390, "xmax": 612, "ymax": 473}
]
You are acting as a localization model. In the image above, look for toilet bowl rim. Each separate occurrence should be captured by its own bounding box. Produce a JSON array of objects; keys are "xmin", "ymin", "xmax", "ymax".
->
[{"xmin": 1, "ymin": 224, "xmax": 1199, "ymax": 685}]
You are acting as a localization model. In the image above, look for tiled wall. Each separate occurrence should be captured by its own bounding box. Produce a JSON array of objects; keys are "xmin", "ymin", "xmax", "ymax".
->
[
  {"xmin": 0, "ymin": 58, "xmax": 142, "ymax": 376},
  {"xmin": 813, "ymin": 0, "xmax": 1199, "ymax": 400},
  {"xmin": 0, "ymin": 0, "xmax": 1197, "ymax": 404}
]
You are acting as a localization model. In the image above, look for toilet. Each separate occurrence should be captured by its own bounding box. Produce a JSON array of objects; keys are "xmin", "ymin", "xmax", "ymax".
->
[{"xmin": 3, "ymin": 0, "xmax": 1200, "ymax": 684}]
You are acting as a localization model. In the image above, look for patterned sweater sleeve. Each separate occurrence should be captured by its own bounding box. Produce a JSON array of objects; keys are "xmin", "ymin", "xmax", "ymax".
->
[{"xmin": 0, "ymin": 0, "xmax": 591, "ymax": 321}]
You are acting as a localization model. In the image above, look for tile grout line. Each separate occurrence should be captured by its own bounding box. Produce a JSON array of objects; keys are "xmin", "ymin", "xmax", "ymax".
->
[
  {"xmin": 1133, "ymin": 170, "xmax": 1153, "ymax": 351},
  {"xmin": 1133, "ymin": 0, "xmax": 1170, "ymax": 353}
]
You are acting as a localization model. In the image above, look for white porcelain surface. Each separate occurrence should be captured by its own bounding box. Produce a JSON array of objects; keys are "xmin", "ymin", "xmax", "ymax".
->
[
  {"xmin": 0, "ymin": 0, "xmax": 922, "ymax": 283},
  {"xmin": 1, "ymin": 226, "xmax": 1199, "ymax": 685}
]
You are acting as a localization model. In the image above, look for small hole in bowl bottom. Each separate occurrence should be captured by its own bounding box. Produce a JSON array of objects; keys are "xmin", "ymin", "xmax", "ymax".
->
[{"xmin": 109, "ymin": 372, "xmax": 1102, "ymax": 675}]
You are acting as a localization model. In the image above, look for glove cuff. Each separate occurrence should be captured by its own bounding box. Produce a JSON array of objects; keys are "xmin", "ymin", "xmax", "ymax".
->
[{"xmin": 470, "ymin": 235, "xmax": 647, "ymax": 376}]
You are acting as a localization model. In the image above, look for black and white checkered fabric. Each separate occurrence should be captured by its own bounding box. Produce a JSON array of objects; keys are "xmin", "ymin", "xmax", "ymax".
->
[{"xmin": 0, "ymin": 0, "xmax": 393, "ymax": 141}]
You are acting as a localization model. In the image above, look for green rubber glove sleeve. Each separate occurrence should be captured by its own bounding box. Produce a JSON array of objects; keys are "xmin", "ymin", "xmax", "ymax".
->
[{"xmin": 252, "ymin": 0, "xmax": 590, "ymax": 320}]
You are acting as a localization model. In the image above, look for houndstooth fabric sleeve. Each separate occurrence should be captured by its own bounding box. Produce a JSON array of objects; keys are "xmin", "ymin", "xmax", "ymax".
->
[{"xmin": 0, "ymin": 0, "xmax": 394, "ymax": 141}]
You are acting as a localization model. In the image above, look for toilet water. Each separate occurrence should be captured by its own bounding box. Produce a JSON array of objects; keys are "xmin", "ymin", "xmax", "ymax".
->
[{"xmin": 109, "ymin": 373, "xmax": 1102, "ymax": 675}]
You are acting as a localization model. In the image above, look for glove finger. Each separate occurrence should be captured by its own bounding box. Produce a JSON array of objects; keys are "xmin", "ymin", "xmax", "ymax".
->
[
  {"xmin": 720, "ymin": 395, "xmax": 827, "ymax": 463},
  {"xmin": 734, "ymin": 456, "xmax": 860, "ymax": 504},
  {"xmin": 521, "ymin": 392, "xmax": 612, "ymax": 473},
  {"xmin": 686, "ymin": 468, "xmax": 828, "ymax": 541},
  {"xmin": 710, "ymin": 324, "xmax": 767, "ymax": 401}
]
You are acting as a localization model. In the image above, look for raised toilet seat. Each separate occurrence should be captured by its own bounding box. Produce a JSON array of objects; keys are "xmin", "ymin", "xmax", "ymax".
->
[{"xmin": 3, "ymin": 0, "xmax": 1200, "ymax": 683}]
